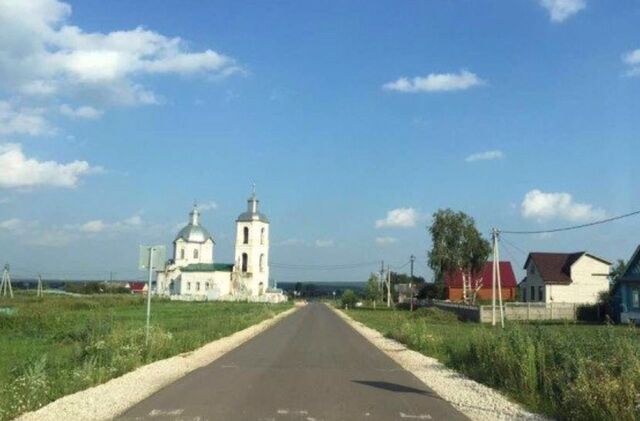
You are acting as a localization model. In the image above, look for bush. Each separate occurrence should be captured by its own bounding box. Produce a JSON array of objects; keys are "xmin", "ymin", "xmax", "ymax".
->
[
  {"xmin": 411, "ymin": 307, "xmax": 460, "ymax": 323},
  {"xmin": 341, "ymin": 289, "xmax": 358, "ymax": 309}
]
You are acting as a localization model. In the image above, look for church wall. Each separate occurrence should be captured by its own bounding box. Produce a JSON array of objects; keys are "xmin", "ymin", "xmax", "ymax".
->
[
  {"xmin": 174, "ymin": 239, "xmax": 214, "ymax": 266},
  {"xmin": 178, "ymin": 271, "xmax": 232, "ymax": 297}
]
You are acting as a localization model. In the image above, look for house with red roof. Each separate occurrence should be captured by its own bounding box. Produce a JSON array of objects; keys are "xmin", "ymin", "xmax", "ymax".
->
[
  {"xmin": 520, "ymin": 252, "xmax": 611, "ymax": 304},
  {"xmin": 444, "ymin": 261, "xmax": 517, "ymax": 302},
  {"xmin": 126, "ymin": 282, "xmax": 148, "ymax": 294}
]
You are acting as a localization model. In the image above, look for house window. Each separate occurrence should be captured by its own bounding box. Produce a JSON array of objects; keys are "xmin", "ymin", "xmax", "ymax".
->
[
  {"xmin": 180, "ymin": 249, "xmax": 185, "ymax": 259},
  {"xmin": 259, "ymin": 254, "xmax": 265, "ymax": 272},
  {"xmin": 523, "ymin": 288, "xmax": 527, "ymax": 302},
  {"xmin": 243, "ymin": 227, "xmax": 249, "ymax": 244},
  {"xmin": 538, "ymin": 286, "xmax": 544, "ymax": 302},
  {"xmin": 261, "ymin": 227, "xmax": 265, "ymax": 245},
  {"xmin": 531, "ymin": 286, "xmax": 535, "ymax": 301},
  {"xmin": 242, "ymin": 253, "xmax": 248, "ymax": 273},
  {"xmin": 196, "ymin": 282, "xmax": 200, "ymax": 291},
  {"xmin": 632, "ymin": 288, "xmax": 640, "ymax": 309},
  {"xmin": 187, "ymin": 282, "xmax": 191, "ymax": 291},
  {"xmin": 193, "ymin": 249, "xmax": 199, "ymax": 259},
  {"xmin": 531, "ymin": 265, "xmax": 536, "ymax": 275}
]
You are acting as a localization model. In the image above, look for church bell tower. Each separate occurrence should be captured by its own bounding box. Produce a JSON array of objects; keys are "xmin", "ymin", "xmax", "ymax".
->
[{"xmin": 234, "ymin": 187, "xmax": 270, "ymax": 296}]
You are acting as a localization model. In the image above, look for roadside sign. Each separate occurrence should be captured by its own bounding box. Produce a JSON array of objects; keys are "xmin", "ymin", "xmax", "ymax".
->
[{"xmin": 139, "ymin": 246, "xmax": 166, "ymax": 270}]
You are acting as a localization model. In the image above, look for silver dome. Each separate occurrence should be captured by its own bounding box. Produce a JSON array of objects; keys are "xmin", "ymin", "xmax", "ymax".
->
[
  {"xmin": 175, "ymin": 205, "xmax": 214, "ymax": 243},
  {"xmin": 237, "ymin": 191, "xmax": 269, "ymax": 223},
  {"xmin": 175, "ymin": 224, "xmax": 213, "ymax": 243}
]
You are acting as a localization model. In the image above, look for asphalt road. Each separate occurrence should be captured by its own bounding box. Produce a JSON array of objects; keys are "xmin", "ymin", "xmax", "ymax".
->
[{"xmin": 119, "ymin": 303, "xmax": 468, "ymax": 421}]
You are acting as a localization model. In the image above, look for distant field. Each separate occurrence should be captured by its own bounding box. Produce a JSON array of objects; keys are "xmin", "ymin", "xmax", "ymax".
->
[
  {"xmin": 347, "ymin": 307, "xmax": 640, "ymax": 421},
  {"xmin": 0, "ymin": 294, "xmax": 291, "ymax": 421}
]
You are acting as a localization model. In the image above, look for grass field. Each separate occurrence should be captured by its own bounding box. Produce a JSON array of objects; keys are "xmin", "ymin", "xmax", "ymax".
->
[
  {"xmin": 347, "ymin": 307, "xmax": 640, "ymax": 421},
  {"xmin": 0, "ymin": 293, "xmax": 291, "ymax": 421}
]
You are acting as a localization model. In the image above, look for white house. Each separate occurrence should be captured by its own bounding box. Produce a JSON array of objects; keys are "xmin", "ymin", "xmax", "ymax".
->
[
  {"xmin": 155, "ymin": 190, "xmax": 286, "ymax": 302},
  {"xmin": 519, "ymin": 252, "xmax": 611, "ymax": 304}
]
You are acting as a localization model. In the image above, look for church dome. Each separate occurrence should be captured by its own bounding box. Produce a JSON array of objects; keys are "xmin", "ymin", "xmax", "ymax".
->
[
  {"xmin": 237, "ymin": 190, "xmax": 269, "ymax": 223},
  {"xmin": 175, "ymin": 206, "xmax": 214, "ymax": 243}
]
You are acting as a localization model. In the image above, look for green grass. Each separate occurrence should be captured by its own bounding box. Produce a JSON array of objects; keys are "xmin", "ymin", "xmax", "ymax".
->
[
  {"xmin": 0, "ymin": 293, "xmax": 291, "ymax": 420},
  {"xmin": 347, "ymin": 307, "xmax": 640, "ymax": 421}
]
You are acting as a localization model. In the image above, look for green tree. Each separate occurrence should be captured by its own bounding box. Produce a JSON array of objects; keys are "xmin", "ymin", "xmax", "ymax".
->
[
  {"xmin": 428, "ymin": 209, "xmax": 490, "ymax": 304},
  {"xmin": 341, "ymin": 289, "xmax": 358, "ymax": 309},
  {"xmin": 365, "ymin": 273, "xmax": 382, "ymax": 309},
  {"xmin": 610, "ymin": 259, "xmax": 627, "ymax": 284}
]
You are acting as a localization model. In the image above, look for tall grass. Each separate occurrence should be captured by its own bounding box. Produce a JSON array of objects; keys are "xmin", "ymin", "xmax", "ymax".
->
[
  {"xmin": 348, "ymin": 308, "xmax": 640, "ymax": 421},
  {"xmin": 0, "ymin": 294, "xmax": 291, "ymax": 420}
]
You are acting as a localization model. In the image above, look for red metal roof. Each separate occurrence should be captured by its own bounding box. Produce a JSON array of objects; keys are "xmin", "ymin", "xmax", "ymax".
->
[
  {"xmin": 444, "ymin": 261, "xmax": 517, "ymax": 289},
  {"xmin": 127, "ymin": 282, "xmax": 147, "ymax": 292}
]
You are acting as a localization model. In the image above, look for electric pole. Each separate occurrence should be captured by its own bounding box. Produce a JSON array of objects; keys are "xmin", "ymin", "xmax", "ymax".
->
[
  {"xmin": 37, "ymin": 273, "xmax": 43, "ymax": 297},
  {"xmin": 410, "ymin": 255, "xmax": 415, "ymax": 311},
  {"xmin": 1, "ymin": 264, "xmax": 13, "ymax": 298},
  {"xmin": 379, "ymin": 260, "xmax": 385, "ymax": 297}
]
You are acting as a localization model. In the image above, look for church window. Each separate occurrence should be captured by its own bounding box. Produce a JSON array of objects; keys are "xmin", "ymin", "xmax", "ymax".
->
[
  {"xmin": 259, "ymin": 254, "xmax": 265, "ymax": 272},
  {"xmin": 261, "ymin": 228, "xmax": 265, "ymax": 245},
  {"xmin": 194, "ymin": 249, "xmax": 199, "ymax": 259},
  {"xmin": 242, "ymin": 253, "xmax": 248, "ymax": 273},
  {"xmin": 243, "ymin": 227, "xmax": 249, "ymax": 244},
  {"xmin": 206, "ymin": 282, "xmax": 210, "ymax": 290},
  {"xmin": 187, "ymin": 282, "xmax": 191, "ymax": 291},
  {"xmin": 196, "ymin": 282, "xmax": 200, "ymax": 291},
  {"xmin": 180, "ymin": 249, "xmax": 185, "ymax": 259}
]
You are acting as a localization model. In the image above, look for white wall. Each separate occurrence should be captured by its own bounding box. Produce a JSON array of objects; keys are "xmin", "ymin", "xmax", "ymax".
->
[
  {"xmin": 521, "ymin": 255, "xmax": 610, "ymax": 304},
  {"xmin": 173, "ymin": 239, "xmax": 214, "ymax": 266}
]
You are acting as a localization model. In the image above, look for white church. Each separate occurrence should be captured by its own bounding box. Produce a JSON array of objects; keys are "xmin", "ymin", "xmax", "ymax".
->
[{"xmin": 156, "ymin": 190, "xmax": 286, "ymax": 303}]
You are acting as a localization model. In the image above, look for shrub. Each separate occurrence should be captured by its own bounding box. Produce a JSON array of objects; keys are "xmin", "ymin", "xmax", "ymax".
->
[
  {"xmin": 411, "ymin": 307, "xmax": 460, "ymax": 323},
  {"xmin": 341, "ymin": 289, "xmax": 358, "ymax": 309}
]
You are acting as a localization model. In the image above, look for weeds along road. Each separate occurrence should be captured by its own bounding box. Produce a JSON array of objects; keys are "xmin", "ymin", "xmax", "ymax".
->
[{"xmin": 119, "ymin": 303, "xmax": 468, "ymax": 421}]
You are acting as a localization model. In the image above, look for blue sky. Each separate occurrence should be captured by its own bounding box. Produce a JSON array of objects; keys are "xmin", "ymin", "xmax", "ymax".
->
[{"xmin": 0, "ymin": 0, "xmax": 639, "ymax": 282}]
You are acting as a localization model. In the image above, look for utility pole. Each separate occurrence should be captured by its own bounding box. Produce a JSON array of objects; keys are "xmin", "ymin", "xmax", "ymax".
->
[
  {"xmin": 1, "ymin": 264, "xmax": 13, "ymax": 298},
  {"xmin": 379, "ymin": 260, "xmax": 385, "ymax": 294},
  {"xmin": 386, "ymin": 264, "xmax": 392, "ymax": 307},
  {"xmin": 491, "ymin": 228, "xmax": 505, "ymax": 328},
  {"xmin": 36, "ymin": 273, "xmax": 43, "ymax": 298},
  {"xmin": 410, "ymin": 255, "xmax": 416, "ymax": 311}
]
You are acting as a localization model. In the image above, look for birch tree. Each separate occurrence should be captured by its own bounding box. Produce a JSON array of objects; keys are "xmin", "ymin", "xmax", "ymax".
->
[{"xmin": 428, "ymin": 209, "xmax": 490, "ymax": 305}]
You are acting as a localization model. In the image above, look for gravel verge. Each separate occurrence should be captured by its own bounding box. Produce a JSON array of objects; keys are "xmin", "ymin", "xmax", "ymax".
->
[
  {"xmin": 16, "ymin": 305, "xmax": 301, "ymax": 421},
  {"xmin": 333, "ymin": 307, "xmax": 550, "ymax": 421}
]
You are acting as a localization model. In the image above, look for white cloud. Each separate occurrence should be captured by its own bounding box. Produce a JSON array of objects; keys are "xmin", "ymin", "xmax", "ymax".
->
[
  {"xmin": 521, "ymin": 189, "xmax": 606, "ymax": 222},
  {"xmin": 465, "ymin": 150, "xmax": 504, "ymax": 162},
  {"xmin": 59, "ymin": 104, "xmax": 103, "ymax": 119},
  {"xmin": 623, "ymin": 49, "xmax": 640, "ymax": 77},
  {"xmin": 539, "ymin": 0, "xmax": 586, "ymax": 23},
  {"xmin": 376, "ymin": 208, "xmax": 421, "ymax": 228},
  {"xmin": 0, "ymin": 0, "xmax": 242, "ymax": 127},
  {"xmin": 375, "ymin": 236, "xmax": 398, "ymax": 245},
  {"xmin": 80, "ymin": 214, "xmax": 143, "ymax": 233},
  {"xmin": 80, "ymin": 219, "xmax": 105, "ymax": 233},
  {"xmin": 0, "ymin": 101, "xmax": 53, "ymax": 136},
  {"xmin": 198, "ymin": 201, "xmax": 218, "ymax": 211},
  {"xmin": 383, "ymin": 70, "xmax": 484, "ymax": 93},
  {"xmin": 315, "ymin": 239, "xmax": 334, "ymax": 248},
  {"xmin": 0, "ymin": 143, "xmax": 100, "ymax": 189},
  {"xmin": 0, "ymin": 218, "xmax": 23, "ymax": 230}
]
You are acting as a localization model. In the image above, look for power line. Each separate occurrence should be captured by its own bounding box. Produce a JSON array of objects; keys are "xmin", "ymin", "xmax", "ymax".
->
[
  {"xmin": 500, "ymin": 237, "xmax": 528, "ymax": 256},
  {"xmin": 500, "ymin": 209, "xmax": 640, "ymax": 235},
  {"xmin": 271, "ymin": 261, "xmax": 379, "ymax": 271}
]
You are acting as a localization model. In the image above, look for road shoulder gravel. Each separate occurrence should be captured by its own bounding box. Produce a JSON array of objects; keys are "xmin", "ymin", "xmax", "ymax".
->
[{"xmin": 333, "ymin": 306, "xmax": 549, "ymax": 421}]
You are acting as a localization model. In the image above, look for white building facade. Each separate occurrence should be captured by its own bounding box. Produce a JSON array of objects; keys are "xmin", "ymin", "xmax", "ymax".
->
[
  {"xmin": 156, "ymin": 191, "xmax": 285, "ymax": 302},
  {"xmin": 520, "ymin": 252, "xmax": 611, "ymax": 305}
]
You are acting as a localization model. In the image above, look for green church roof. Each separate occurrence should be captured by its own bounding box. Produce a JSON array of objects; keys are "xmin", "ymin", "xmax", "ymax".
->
[{"xmin": 181, "ymin": 263, "xmax": 234, "ymax": 272}]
